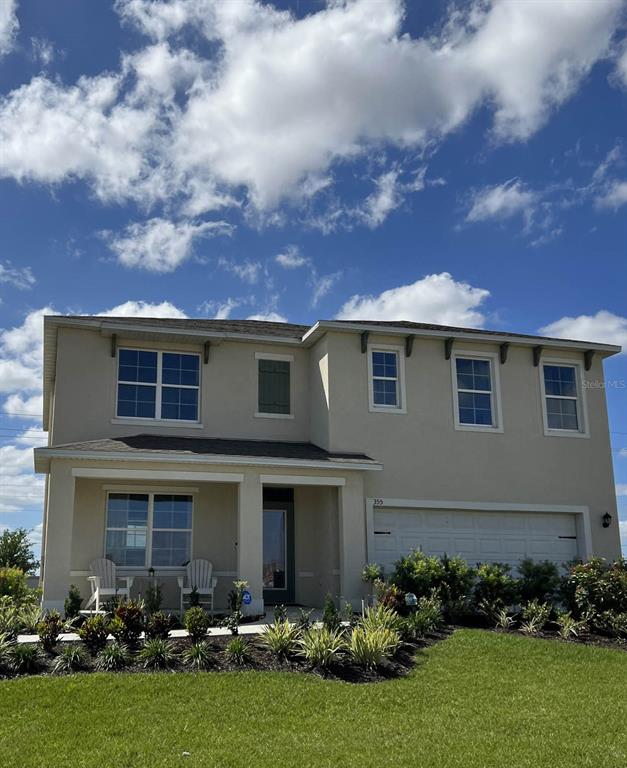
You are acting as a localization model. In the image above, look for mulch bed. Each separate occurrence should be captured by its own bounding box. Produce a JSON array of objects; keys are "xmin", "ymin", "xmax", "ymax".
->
[{"xmin": 450, "ymin": 622, "xmax": 627, "ymax": 652}]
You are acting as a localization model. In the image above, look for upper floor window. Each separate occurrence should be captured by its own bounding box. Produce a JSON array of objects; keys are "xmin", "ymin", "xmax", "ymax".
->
[
  {"xmin": 256, "ymin": 353, "xmax": 292, "ymax": 417},
  {"xmin": 540, "ymin": 361, "xmax": 587, "ymax": 436},
  {"xmin": 452, "ymin": 352, "xmax": 502, "ymax": 432},
  {"xmin": 368, "ymin": 345, "xmax": 406, "ymax": 413},
  {"xmin": 117, "ymin": 349, "xmax": 200, "ymax": 422},
  {"xmin": 105, "ymin": 492, "xmax": 192, "ymax": 568}
]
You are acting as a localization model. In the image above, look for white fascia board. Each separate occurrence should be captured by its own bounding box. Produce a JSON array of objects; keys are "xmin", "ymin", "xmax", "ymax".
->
[
  {"xmin": 259, "ymin": 474, "xmax": 346, "ymax": 486},
  {"xmin": 72, "ymin": 468, "xmax": 244, "ymax": 483},
  {"xmin": 302, "ymin": 321, "xmax": 621, "ymax": 356},
  {"xmin": 34, "ymin": 447, "xmax": 382, "ymax": 473}
]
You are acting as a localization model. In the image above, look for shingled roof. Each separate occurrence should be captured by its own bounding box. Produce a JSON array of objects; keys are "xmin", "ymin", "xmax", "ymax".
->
[{"xmin": 36, "ymin": 434, "xmax": 379, "ymax": 467}]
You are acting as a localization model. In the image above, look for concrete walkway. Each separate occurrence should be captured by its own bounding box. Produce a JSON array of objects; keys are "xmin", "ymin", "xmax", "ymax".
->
[{"xmin": 17, "ymin": 607, "xmax": 326, "ymax": 644}]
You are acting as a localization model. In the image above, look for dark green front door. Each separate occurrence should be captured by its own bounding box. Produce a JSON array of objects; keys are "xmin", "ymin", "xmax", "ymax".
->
[{"xmin": 262, "ymin": 501, "xmax": 295, "ymax": 604}]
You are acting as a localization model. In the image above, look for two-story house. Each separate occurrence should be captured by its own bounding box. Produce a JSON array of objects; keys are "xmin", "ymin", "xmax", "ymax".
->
[{"xmin": 34, "ymin": 315, "xmax": 622, "ymax": 613}]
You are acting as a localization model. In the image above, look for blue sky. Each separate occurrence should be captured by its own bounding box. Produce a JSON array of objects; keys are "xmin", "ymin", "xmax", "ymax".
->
[{"xmin": 0, "ymin": 0, "xmax": 626, "ymax": 559}]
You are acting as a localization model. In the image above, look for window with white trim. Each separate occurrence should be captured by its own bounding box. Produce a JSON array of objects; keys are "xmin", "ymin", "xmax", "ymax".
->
[
  {"xmin": 117, "ymin": 349, "xmax": 200, "ymax": 421},
  {"xmin": 452, "ymin": 353, "xmax": 502, "ymax": 430},
  {"xmin": 105, "ymin": 492, "xmax": 192, "ymax": 568},
  {"xmin": 542, "ymin": 364, "xmax": 580, "ymax": 431},
  {"xmin": 371, "ymin": 349, "xmax": 400, "ymax": 407}
]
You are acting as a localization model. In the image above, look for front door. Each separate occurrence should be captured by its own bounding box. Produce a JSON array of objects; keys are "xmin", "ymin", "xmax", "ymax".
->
[{"xmin": 263, "ymin": 502, "xmax": 295, "ymax": 604}]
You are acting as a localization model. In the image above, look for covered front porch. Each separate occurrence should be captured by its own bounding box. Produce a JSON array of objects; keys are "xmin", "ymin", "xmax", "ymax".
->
[{"xmin": 35, "ymin": 437, "xmax": 382, "ymax": 615}]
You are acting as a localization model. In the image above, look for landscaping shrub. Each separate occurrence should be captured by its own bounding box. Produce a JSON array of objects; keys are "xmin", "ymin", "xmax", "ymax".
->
[
  {"xmin": 259, "ymin": 620, "xmax": 300, "ymax": 659},
  {"xmin": 0, "ymin": 568, "xmax": 28, "ymax": 601},
  {"xmin": 53, "ymin": 644, "xmax": 89, "ymax": 674},
  {"xmin": 224, "ymin": 636, "xmax": 250, "ymax": 666},
  {"xmin": 556, "ymin": 611, "xmax": 588, "ymax": 640},
  {"xmin": 518, "ymin": 559, "xmax": 561, "ymax": 603},
  {"xmin": 360, "ymin": 605, "xmax": 404, "ymax": 633},
  {"xmin": 78, "ymin": 615, "xmax": 109, "ymax": 654},
  {"xmin": 0, "ymin": 597, "xmax": 20, "ymax": 639},
  {"xmin": 95, "ymin": 641, "xmax": 131, "ymax": 671},
  {"xmin": 595, "ymin": 610, "xmax": 627, "ymax": 639},
  {"xmin": 10, "ymin": 643, "xmax": 43, "ymax": 675},
  {"xmin": 519, "ymin": 600, "xmax": 552, "ymax": 635},
  {"xmin": 0, "ymin": 632, "xmax": 14, "ymax": 674},
  {"xmin": 182, "ymin": 640, "xmax": 213, "ymax": 670},
  {"xmin": 348, "ymin": 626, "xmax": 399, "ymax": 670},
  {"xmin": 473, "ymin": 563, "xmax": 519, "ymax": 610},
  {"xmin": 402, "ymin": 594, "xmax": 444, "ymax": 639},
  {"xmin": 138, "ymin": 638, "xmax": 178, "ymax": 669},
  {"xmin": 362, "ymin": 563, "xmax": 384, "ymax": 584},
  {"xmin": 322, "ymin": 594, "xmax": 340, "ymax": 632},
  {"xmin": 184, "ymin": 606, "xmax": 210, "ymax": 642},
  {"xmin": 298, "ymin": 627, "xmax": 345, "ymax": 669},
  {"xmin": 37, "ymin": 610, "xmax": 64, "ymax": 653},
  {"xmin": 144, "ymin": 611, "xmax": 172, "ymax": 640},
  {"xmin": 295, "ymin": 608, "xmax": 314, "ymax": 632},
  {"xmin": 18, "ymin": 603, "xmax": 44, "ymax": 634},
  {"xmin": 64, "ymin": 585, "xmax": 82, "ymax": 620},
  {"xmin": 562, "ymin": 558, "xmax": 627, "ymax": 620},
  {"xmin": 392, "ymin": 551, "xmax": 445, "ymax": 598},
  {"xmin": 144, "ymin": 583, "xmax": 162, "ymax": 615},
  {"xmin": 440, "ymin": 555, "xmax": 476, "ymax": 608},
  {"xmin": 273, "ymin": 604, "xmax": 288, "ymax": 623},
  {"xmin": 110, "ymin": 600, "xmax": 144, "ymax": 646},
  {"xmin": 227, "ymin": 580, "xmax": 248, "ymax": 612},
  {"xmin": 374, "ymin": 580, "xmax": 406, "ymax": 613},
  {"xmin": 223, "ymin": 611, "xmax": 243, "ymax": 635}
]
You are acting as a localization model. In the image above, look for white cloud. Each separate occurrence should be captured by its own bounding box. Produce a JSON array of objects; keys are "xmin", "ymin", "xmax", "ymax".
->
[
  {"xmin": 99, "ymin": 300, "xmax": 188, "ymax": 318},
  {"xmin": 198, "ymin": 297, "xmax": 244, "ymax": 319},
  {"xmin": 336, "ymin": 272, "xmax": 490, "ymax": 327},
  {"xmin": 311, "ymin": 271, "xmax": 342, "ymax": 308},
  {"xmin": 1, "ymin": 0, "xmax": 617, "ymax": 222},
  {"xmin": 616, "ymin": 484, "xmax": 627, "ymax": 496},
  {"xmin": 0, "ymin": 0, "xmax": 18, "ymax": 57},
  {"xmin": 540, "ymin": 310, "xmax": 627, "ymax": 351},
  {"xmin": 0, "ymin": 439, "xmax": 45, "ymax": 515},
  {"xmin": 30, "ymin": 37, "xmax": 55, "ymax": 67},
  {"xmin": 107, "ymin": 218, "xmax": 232, "ymax": 272},
  {"xmin": 246, "ymin": 311, "xmax": 288, "ymax": 323},
  {"xmin": 0, "ymin": 261, "xmax": 35, "ymax": 290},
  {"xmin": 219, "ymin": 258, "xmax": 262, "ymax": 284},
  {"xmin": 466, "ymin": 179, "xmax": 537, "ymax": 224},
  {"xmin": 614, "ymin": 44, "xmax": 627, "ymax": 87},
  {"xmin": 595, "ymin": 180, "xmax": 627, "ymax": 209},
  {"xmin": 275, "ymin": 245, "xmax": 308, "ymax": 269}
]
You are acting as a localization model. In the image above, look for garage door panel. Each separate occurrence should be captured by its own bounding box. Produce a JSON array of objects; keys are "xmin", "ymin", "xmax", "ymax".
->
[{"xmin": 374, "ymin": 506, "xmax": 578, "ymax": 570}]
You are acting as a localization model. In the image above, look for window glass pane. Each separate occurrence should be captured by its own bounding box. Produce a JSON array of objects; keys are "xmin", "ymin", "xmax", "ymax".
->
[
  {"xmin": 117, "ymin": 383, "xmax": 156, "ymax": 418},
  {"xmin": 546, "ymin": 397, "xmax": 579, "ymax": 430},
  {"xmin": 153, "ymin": 495, "xmax": 192, "ymax": 529},
  {"xmin": 456, "ymin": 358, "xmax": 491, "ymax": 392},
  {"xmin": 373, "ymin": 378, "xmax": 398, "ymax": 406},
  {"xmin": 161, "ymin": 386, "xmax": 198, "ymax": 421},
  {"xmin": 544, "ymin": 365, "xmax": 577, "ymax": 397},
  {"xmin": 105, "ymin": 494, "xmax": 148, "ymax": 566},
  {"xmin": 458, "ymin": 392, "xmax": 493, "ymax": 425},
  {"xmin": 372, "ymin": 351, "xmax": 397, "ymax": 378},
  {"xmin": 162, "ymin": 353, "xmax": 199, "ymax": 386},
  {"xmin": 258, "ymin": 359, "xmax": 290, "ymax": 414},
  {"xmin": 118, "ymin": 349, "xmax": 157, "ymax": 383},
  {"xmin": 151, "ymin": 531, "xmax": 191, "ymax": 567},
  {"xmin": 263, "ymin": 509, "xmax": 286, "ymax": 589}
]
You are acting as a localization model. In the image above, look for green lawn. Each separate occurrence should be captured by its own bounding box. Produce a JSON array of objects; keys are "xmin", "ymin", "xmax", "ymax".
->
[{"xmin": 1, "ymin": 630, "xmax": 625, "ymax": 768}]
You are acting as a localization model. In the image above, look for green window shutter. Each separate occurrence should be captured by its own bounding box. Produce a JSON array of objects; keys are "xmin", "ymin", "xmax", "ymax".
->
[{"xmin": 258, "ymin": 359, "xmax": 290, "ymax": 414}]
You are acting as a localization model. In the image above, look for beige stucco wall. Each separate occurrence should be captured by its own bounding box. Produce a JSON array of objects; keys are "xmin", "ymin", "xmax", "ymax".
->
[
  {"xmin": 51, "ymin": 327, "xmax": 310, "ymax": 445},
  {"xmin": 321, "ymin": 331, "xmax": 620, "ymax": 559},
  {"xmin": 293, "ymin": 485, "xmax": 340, "ymax": 607}
]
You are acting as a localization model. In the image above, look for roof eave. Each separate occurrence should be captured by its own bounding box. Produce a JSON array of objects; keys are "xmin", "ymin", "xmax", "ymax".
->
[
  {"xmin": 302, "ymin": 320, "xmax": 621, "ymax": 356},
  {"xmin": 33, "ymin": 446, "xmax": 383, "ymax": 474}
]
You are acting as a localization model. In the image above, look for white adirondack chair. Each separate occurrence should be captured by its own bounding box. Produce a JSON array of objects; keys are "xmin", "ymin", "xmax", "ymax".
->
[
  {"xmin": 178, "ymin": 559, "xmax": 217, "ymax": 615},
  {"xmin": 84, "ymin": 558, "xmax": 134, "ymax": 612}
]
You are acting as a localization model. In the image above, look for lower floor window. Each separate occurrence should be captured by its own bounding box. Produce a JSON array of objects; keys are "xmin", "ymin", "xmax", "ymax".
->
[{"xmin": 105, "ymin": 492, "xmax": 192, "ymax": 567}]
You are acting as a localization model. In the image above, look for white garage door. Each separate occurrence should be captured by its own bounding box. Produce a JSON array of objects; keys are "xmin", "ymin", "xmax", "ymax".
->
[{"xmin": 373, "ymin": 507, "xmax": 579, "ymax": 573}]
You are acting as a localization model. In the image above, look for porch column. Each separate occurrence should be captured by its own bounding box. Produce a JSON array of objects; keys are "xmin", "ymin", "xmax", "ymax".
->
[
  {"xmin": 41, "ymin": 461, "xmax": 75, "ymax": 611},
  {"xmin": 338, "ymin": 473, "xmax": 366, "ymax": 609},
  {"xmin": 237, "ymin": 471, "xmax": 264, "ymax": 615}
]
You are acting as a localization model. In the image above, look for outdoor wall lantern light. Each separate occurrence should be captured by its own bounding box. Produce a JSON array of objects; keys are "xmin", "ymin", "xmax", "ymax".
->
[{"xmin": 602, "ymin": 512, "xmax": 612, "ymax": 528}]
